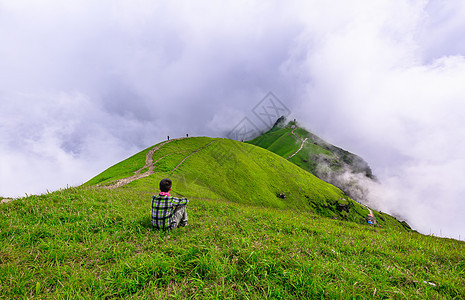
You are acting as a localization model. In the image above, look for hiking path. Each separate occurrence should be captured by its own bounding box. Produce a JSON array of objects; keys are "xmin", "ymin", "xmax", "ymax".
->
[
  {"xmin": 287, "ymin": 127, "xmax": 308, "ymax": 160},
  {"xmin": 100, "ymin": 138, "xmax": 214, "ymax": 189}
]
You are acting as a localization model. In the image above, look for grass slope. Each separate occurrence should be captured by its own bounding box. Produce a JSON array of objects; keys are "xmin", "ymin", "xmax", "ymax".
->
[
  {"xmin": 86, "ymin": 137, "xmax": 396, "ymax": 227},
  {"xmin": 247, "ymin": 121, "xmax": 392, "ymax": 219},
  {"xmin": 1, "ymin": 186, "xmax": 464, "ymax": 298},
  {"xmin": 2, "ymin": 136, "xmax": 463, "ymax": 298}
]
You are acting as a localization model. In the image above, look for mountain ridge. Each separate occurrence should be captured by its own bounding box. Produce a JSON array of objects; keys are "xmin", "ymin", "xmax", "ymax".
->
[
  {"xmin": 85, "ymin": 135, "xmax": 408, "ymax": 230},
  {"xmin": 248, "ymin": 118, "xmax": 376, "ymax": 203}
]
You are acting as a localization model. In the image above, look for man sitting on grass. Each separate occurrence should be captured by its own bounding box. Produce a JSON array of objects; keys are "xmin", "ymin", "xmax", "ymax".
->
[{"xmin": 152, "ymin": 178, "xmax": 189, "ymax": 230}]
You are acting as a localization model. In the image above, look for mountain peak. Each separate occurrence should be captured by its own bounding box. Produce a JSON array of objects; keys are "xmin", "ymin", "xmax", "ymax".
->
[{"xmin": 248, "ymin": 120, "xmax": 376, "ymax": 202}]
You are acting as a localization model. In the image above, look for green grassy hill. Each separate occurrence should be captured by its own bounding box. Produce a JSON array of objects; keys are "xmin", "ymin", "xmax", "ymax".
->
[
  {"xmin": 247, "ymin": 119, "xmax": 376, "ymax": 202},
  {"xmin": 86, "ymin": 137, "xmax": 400, "ymax": 228},
  {"xmin": 1, "ymin": 136, "xmax": 464, "ymax": 298}
]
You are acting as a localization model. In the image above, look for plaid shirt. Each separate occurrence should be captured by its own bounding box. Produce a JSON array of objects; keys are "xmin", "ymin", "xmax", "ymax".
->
[{"xmin": 151, "ymin": 194, "xmax": 189, "ymax": 230}]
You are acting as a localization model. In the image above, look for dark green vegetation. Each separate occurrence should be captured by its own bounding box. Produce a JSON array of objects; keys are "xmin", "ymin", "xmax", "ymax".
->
[{"xmin": 1, "ymin": 137, "xmax": 464, "ymax": 298}]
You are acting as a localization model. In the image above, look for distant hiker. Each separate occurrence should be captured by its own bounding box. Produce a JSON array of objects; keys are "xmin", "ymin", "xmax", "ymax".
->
[
  {"xmin": 366, "ymin": 214, "xmax": 376, "ymax": 226},
  {"xmin": 152, "ymin": 178, "xmax": 188, "ymax": 230},
  {"xmin": 167, "ymin": 135, "xmax": 170, "ymax": 141},
  {"xmin": 186, "ymin": 133, "xmax": 189, "ymax": 137}
]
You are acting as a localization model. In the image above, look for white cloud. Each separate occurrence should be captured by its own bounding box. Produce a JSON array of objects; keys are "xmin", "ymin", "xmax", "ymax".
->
[
  {"xmin": 1, "ymin": 0, "xmax": 465, "ymax": 238},
  {"xmin": 0, "ymin": 91, "xmax": 143, "ymax": 196},
  {"xmin": 294, "ymin": 1, "xmax": 465, "ymax": 238}
]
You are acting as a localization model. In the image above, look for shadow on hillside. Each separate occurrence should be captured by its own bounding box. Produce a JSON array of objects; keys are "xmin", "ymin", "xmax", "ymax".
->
[{"xmin": 138, "ymin": 217, "xmax": 153, "ymax": 229}]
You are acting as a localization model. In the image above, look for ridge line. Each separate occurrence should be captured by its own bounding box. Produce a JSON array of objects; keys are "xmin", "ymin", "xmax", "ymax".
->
[{"xmin": 98, "ymin": 138, "xmax": 184, "ymax": 189}]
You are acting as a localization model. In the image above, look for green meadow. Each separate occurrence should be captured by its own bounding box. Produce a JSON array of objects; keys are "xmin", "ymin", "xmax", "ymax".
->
[{"xmin": 1, "ymin": 137, "xmax": 464, "ymax": 298}]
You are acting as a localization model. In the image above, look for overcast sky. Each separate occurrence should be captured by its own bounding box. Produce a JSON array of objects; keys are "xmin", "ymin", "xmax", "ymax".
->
[{"xmin": 1, "ymin": 0, "xmax": 464, "ymax": 239}]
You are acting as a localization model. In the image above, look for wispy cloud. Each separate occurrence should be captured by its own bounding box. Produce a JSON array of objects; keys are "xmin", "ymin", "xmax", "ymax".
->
[{"xmin": 1, "ymin": 0, "xmax": 464, "ymax": 238}]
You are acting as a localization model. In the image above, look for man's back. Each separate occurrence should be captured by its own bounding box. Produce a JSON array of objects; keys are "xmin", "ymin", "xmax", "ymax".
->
[{"xmin": 152, "ymin": 190, "xmax": 188, "ymax": 230}]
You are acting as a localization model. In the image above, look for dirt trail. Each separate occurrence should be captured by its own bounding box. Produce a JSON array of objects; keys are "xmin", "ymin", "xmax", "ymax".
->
[
  {"xmin": 100, "ymin": 138, "xmax": 214, "ymax": 189},
  {"xmin": 99, "ymin": 138, "xmax": 183, "ymax": 189},
  {"xmin": 1, "ymin": 198, "xmax": 13, "ymax": 204},
  {"xmin": 365, "ymin": 206, "xmax": 378, "ymax": 226},
  {"xmin": 287, "ymin": 127, "xmax": 308, "ymax": 160}
]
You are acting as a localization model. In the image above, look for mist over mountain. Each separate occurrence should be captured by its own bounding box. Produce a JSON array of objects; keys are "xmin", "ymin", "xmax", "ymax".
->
[{"xmin": 248, "ymin": 118, "xmax": 372, "ymax": 203}]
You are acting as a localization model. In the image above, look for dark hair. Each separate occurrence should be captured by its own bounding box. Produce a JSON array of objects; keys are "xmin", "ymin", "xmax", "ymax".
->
[{"xmin": 159, "ymin": 178, "xmax": 172, "ymax": 192}]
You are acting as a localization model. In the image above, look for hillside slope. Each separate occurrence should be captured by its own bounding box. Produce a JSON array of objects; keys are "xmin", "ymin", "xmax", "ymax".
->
[
  {"xmin": 2, "ymin": 136, "xmax": 464, "ymax": 298},
  {"xmin": 86, "ymin": 137, "xmax": 403, "ymax": 229},
  {"xmin": 247, "ymin": 118, "xmax": 376, "ymax": 202}
]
